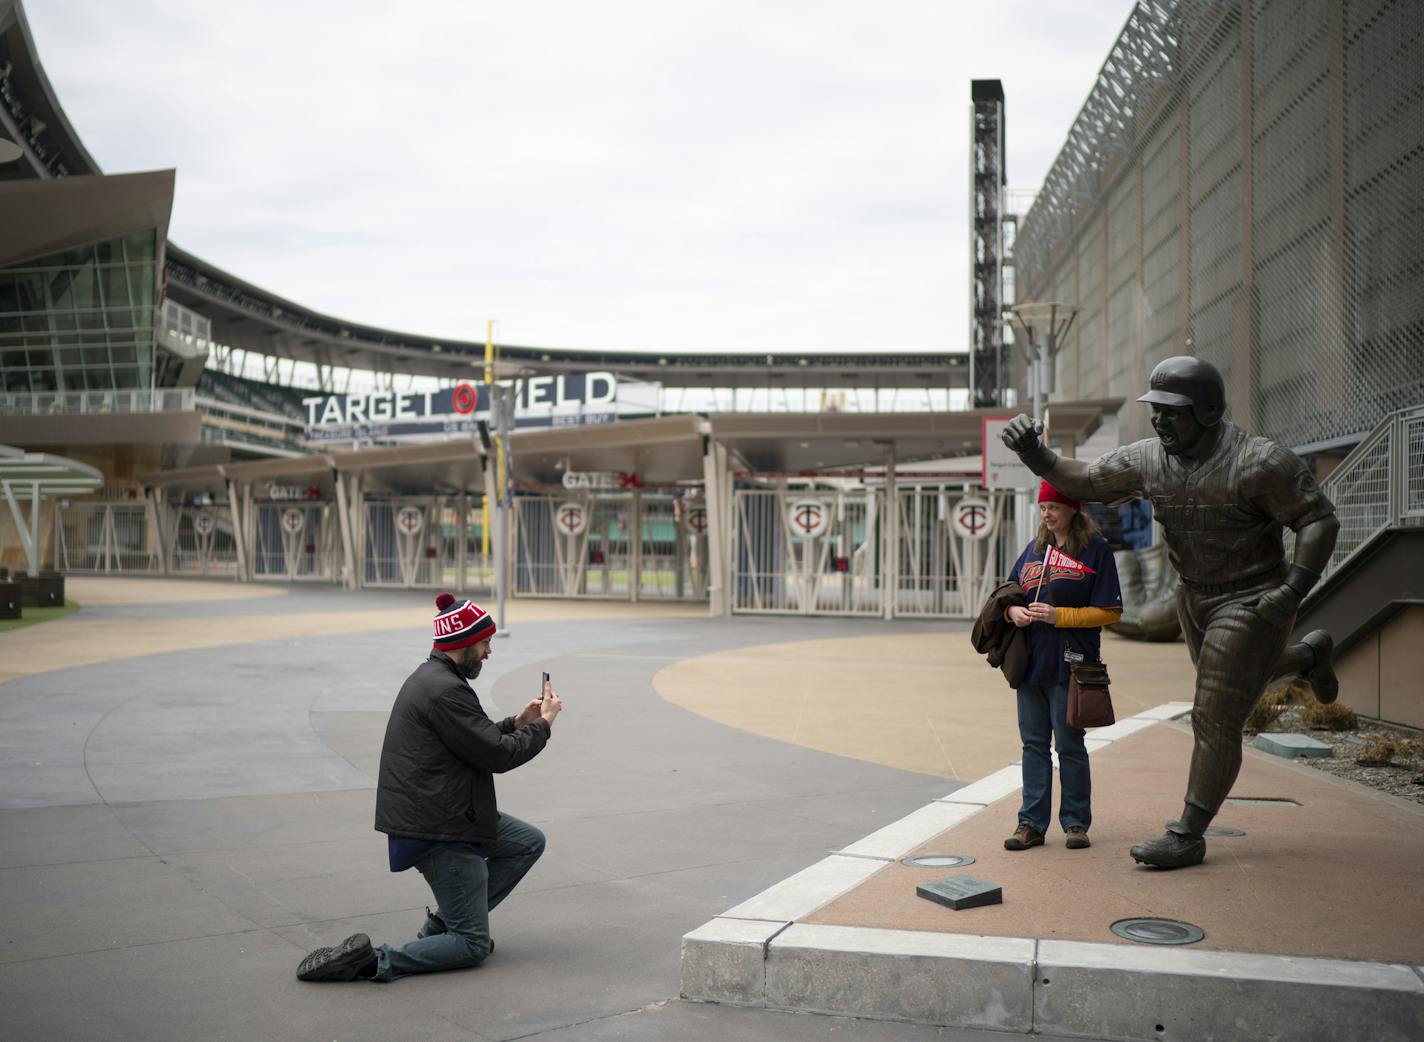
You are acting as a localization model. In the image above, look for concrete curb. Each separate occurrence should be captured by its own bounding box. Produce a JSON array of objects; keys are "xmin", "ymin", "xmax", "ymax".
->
[{"xmin": 680, "ymin": 701, "xmax": 1424, "ymax": 1040}]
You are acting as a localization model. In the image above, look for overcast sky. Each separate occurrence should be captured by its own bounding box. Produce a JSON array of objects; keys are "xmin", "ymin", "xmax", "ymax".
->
[{"xmin": 28, "ymin": 0, "xmax": 1131, "ymax": 355}]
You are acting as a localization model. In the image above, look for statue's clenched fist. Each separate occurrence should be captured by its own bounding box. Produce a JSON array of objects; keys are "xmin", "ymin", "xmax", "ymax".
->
[{"xmin": 1000, "ymin": 414, "xmax": 1044, "ymax": 456}]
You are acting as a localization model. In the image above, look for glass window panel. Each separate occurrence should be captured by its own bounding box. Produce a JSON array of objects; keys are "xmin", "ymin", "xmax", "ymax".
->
[{"xmin": 103, "ymin": 264, "xmax": 129, "ymax": 307}]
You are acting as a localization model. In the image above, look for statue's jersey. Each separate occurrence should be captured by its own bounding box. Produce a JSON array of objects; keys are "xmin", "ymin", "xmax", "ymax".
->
[{"xmin": 1086, "ymin": 422, "xmax": 1334, "ymax": 585}]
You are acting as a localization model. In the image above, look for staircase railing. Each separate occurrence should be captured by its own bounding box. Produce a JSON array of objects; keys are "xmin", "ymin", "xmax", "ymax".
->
[{"xmin": 1308, "ymin": 404, "xmax": 1424, "ymax": 585}]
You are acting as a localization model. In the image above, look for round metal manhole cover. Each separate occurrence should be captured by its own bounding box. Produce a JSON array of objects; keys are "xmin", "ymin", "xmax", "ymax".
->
[
  {"xmin": 900, "ymin": 854, "xmax": 977, "ymax": 869},
  {"xmin": 1205, "ymin": 825, "xmax": 1245, "ymax": 837},
  {"xmin": 1111, "ymin": 918, "xmax": 1206, "ymax": 946}
]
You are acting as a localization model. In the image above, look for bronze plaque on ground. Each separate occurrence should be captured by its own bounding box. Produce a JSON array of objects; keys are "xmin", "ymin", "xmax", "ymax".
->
[{"xmin": 916, "ymin": 874, "xmax": 1002, "ymax": 910}]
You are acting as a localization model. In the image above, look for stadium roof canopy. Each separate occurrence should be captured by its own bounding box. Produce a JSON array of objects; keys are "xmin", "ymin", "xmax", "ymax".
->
[
  {"xmin": 1, "ymin": 0, "xmax": 969, "ymax": 391},
  {"xmin": 136, "ymin": 402, "xmax": 1117, "ymax": 493}
]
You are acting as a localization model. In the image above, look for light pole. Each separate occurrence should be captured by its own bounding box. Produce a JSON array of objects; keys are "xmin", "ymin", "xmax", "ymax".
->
[
  {"xmin": 488, "ymin": 382, "xmax": 514, "ymax": 637},
  {"xmin": 1005, "ymin": 302, "xmax": 1080, "ymax": 422},
  {"xmin": 1004, "ymin": 302, "xmax": 1080, "ymax": 551}
]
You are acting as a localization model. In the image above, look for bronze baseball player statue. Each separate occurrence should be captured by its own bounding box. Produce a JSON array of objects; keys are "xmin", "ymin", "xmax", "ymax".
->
[{"xmin": 1001, "ymin": 356, "xmax": 1340, "ymax": 868}]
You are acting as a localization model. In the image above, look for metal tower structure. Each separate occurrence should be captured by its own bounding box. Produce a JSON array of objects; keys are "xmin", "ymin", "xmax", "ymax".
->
[{"xmin": 969, "ymin": 79, "xmax": 1008, "ymax": 408}]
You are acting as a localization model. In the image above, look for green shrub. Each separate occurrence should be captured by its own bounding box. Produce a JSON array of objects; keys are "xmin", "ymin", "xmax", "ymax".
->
[{"xmin": 1299, "ymin": 702, "xmax": 1358, "ymax": 731}]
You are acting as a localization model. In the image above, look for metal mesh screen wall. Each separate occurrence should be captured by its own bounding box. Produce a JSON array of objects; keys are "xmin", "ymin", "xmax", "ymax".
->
[{"xmin": 1016, "ymin": 0, "xmax": 1424, "ymax": 452}]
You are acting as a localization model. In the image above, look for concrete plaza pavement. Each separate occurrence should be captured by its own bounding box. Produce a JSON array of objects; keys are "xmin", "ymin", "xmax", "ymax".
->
[{"xmin": 1, "ymin": 577, "xmax": 1099, "ymax": 1042}]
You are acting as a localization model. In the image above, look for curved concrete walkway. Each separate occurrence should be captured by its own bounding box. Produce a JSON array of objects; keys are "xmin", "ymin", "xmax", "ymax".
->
[{"xmin": 655, "ymin": 630, "xmax": 1196, "ymax": 781}]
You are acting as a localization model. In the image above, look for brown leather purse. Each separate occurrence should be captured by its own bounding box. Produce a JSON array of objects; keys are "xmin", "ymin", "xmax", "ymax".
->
[{"xmin": 1067, "ymin": 661, "xmax": 1115, "ymax": 729}]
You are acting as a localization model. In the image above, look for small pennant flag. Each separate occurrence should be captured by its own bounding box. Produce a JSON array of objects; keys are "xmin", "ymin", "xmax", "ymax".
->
[{"xmin": 1045, "ymin": 544, "xmax": 1096, "ymax": 575}]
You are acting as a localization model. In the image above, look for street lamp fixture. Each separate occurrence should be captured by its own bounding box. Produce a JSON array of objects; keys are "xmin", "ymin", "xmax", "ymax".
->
[{"xmin": 1005, "ymin": 302, "xmax": 1080, "ymax": 422}]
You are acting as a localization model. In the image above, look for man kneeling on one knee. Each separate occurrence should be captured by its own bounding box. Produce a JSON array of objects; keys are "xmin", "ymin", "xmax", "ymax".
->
[{"xmin": 297, "ymin": 593, "xmax": 561, "ymax": 982}]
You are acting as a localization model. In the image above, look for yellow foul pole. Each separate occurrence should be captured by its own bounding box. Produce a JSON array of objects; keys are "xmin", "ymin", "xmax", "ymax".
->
[{"xmin": 482, "ymin": 321, "xmax": 494, "ymax": 556}]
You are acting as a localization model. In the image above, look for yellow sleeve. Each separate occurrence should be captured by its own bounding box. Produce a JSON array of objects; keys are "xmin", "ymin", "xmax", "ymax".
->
[{"xmin": 1055, "ymin": 606, "xmax": 1122, "ymax": 628}]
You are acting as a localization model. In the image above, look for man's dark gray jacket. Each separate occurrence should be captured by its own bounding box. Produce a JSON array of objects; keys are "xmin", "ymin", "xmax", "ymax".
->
[{"xmin": 375, "ymin": 651, "xmax": 551, "ymax": 843}]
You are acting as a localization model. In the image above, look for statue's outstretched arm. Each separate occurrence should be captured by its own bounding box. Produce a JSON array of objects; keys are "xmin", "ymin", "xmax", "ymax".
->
[{"xmin": 999, "ymin": 414, "xmax": 1093, "ymax": 499}]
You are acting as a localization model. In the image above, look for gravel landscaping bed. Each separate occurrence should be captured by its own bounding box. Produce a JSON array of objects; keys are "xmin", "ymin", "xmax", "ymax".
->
[{"xmin": 1249, "ymin": 703, "xmax": 1424, "ymax": 806}]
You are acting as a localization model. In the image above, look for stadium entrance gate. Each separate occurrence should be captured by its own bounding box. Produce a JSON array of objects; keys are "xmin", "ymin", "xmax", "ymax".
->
[
  {"xmin": 163, "ymin": 502, "xmax": 239, "ymax": 578},
  {"xmin": 251, "ymin": 502, "xmax": 339, "ymax": 582},
  {"xmin": 512, "ymin": 490, "xmax": 708, "ymax": 601},
  {"xmin": 893, "ymin": 487, "xmax": 1017, "ymax": 618},
  {"xmin": 55, "ymin": 501, "xmax": 160, "ymax": 573},
  {"xmin": 730, "ymin": 485, "xmax": 1015, "ymax": 619},
  {"xmin": 362, "ymin": 495, "xmax": 493, "ymax": 591}
]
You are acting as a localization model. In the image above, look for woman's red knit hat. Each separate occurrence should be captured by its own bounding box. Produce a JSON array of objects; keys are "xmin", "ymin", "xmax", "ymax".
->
[{"xmin": 1037, "ymin": 480, "xmax": 1081, "ymax": 510}]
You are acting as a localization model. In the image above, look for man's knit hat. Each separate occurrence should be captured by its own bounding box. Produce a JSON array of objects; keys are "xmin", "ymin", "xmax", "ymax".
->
[{"xmin": 432, "ymin": 592, "xmax": 496, "ymax": 650}]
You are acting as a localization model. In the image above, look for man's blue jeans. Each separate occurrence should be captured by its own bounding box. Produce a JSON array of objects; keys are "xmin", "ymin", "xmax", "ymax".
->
[
  {"xmin": 1016, "ymin": 683, "xmax": 1091, "ymax": 834},
  {"xmin": 373, "ymin": 813, "xmax": 545, "ymax": 981}
]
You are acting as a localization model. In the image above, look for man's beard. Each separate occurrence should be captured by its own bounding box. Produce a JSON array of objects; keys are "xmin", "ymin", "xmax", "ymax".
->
[{"xmin": 459, "ymin": 654, "xmax": 483, "ymax": 680}]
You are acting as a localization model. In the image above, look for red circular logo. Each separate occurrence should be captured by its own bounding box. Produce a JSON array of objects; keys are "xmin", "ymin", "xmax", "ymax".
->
[{"xmin": 452, "ymin": 383, "xmax": 478, "ymax": 414}]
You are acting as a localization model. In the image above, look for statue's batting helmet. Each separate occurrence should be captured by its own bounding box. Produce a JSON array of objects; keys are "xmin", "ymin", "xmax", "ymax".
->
[{"xmin": 1137, "ymin": 356, "xmax": 1226, "ymax": 426}]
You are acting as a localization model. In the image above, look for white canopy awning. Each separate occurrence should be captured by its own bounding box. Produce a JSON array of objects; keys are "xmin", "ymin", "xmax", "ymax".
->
[{"xmin": 1, "ymin": 444, "xmax": 103, "ymax": 576}]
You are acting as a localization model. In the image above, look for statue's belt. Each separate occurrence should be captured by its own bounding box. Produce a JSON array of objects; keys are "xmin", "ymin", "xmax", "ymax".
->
[{"xmin": 1178, "ymin": 567, "xmax": 1283, "ymax": 596}]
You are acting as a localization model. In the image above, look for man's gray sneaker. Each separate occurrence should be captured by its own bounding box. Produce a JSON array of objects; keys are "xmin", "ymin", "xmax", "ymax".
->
[{"xmin": 296, "ymin": 932, "xmax": 376, "ymax": 982}]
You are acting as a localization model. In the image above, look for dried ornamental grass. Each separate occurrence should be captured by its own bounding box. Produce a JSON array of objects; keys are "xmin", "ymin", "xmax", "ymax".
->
[{"xmin": 1299, "ymin": 701, "xmax": 1358, "ymax": 731}]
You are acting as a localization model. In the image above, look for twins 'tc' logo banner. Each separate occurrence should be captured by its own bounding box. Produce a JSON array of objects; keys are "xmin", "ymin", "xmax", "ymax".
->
[
  {"xmin": 950, "ymin": 497, "xmax": 995, "ymax": 541},
  {"xmin": 554, "ymin": 500, "xmax": 589, "ymax": 536},
  {"xmin": 787, "ymin": 498, "xmax": 831, "ymax": 538},
  {"xmin": 683, "ymin": 505, "xmax": 708, "ymax": 535},
  {"xmin": 395, "ymin": 506, "xmax": 424, "ymax": 536}
]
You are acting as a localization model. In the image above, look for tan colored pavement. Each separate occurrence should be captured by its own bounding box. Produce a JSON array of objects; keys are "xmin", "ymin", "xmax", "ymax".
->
[
  {"xmin": 63, "ymin": 576, "xmax": 288, "ymax": 605},
  {"xmin": 0, "ymin": 580, "xmax": 706, "ymax": 684},
  {"xmin": 654, "ymin": 630, "xmax": 1197, "ymax": 782},
  {"xmin": 807, "ymin": 722, "xmax": 1424, "ymax": 965}
]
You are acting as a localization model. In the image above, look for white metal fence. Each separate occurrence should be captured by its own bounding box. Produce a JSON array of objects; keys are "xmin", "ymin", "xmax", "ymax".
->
[
  {"xmin": 55, "ymin": 503, "xmax": 158, "ymax": 573},
  {"xmin": 364, "ymin": 497, "xmax": 458, "ymax": 588},
  {"xmin": 251, "ymin": 502, "xmax": 338, "ymax": 581},
  {"xmin": 731, "ymin": 489, "xmax": 884, "ymax": 616},
  {"xmin": 512, "ymin": 492, "xmax": 706, "ymax": 601},
  {"xmin": 165, "ymin": 503, "xmax": 239, "ymax": 577},
  {"xmin": 894, "ymin": 489, "xmax": 1017, "ymax": 618}
]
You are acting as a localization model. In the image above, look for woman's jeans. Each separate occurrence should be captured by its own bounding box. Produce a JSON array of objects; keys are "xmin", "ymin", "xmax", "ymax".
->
[
  {"xmin": 1016, "ymin": 683, "xmax": 1091, "ymax": 834},
  {"xmin": 373, "ymin": 813, "xmax": 545, "ymax": 981}
]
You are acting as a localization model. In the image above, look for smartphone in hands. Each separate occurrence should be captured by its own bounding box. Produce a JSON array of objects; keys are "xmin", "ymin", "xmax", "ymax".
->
[{"xmin": 542, "ymin": 671, "xmax": 551, "ymax": 700}]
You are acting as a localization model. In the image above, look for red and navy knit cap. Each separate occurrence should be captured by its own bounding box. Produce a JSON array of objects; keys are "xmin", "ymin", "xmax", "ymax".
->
[{"xmin": 432, "ymin": 592, "xmax": 496, "ymax": 650}]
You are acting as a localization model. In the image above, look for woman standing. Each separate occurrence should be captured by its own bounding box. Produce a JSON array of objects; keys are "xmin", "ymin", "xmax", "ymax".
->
[{"xmin": 1003, "ymin": 481, "xmax": 1123, "ymax": 851}]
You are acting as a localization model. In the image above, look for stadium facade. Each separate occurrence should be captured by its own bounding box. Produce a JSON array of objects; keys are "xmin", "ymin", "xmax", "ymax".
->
[{"xmin": 1014, "ymin": 0, "xmax": 1423, "ymax": 455}]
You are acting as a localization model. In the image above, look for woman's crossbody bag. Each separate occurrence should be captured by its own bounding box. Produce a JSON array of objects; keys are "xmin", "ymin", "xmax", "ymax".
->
[{"xmin": 1066, "ymin": 655, "xmax": 1115, "ymax": 729}]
